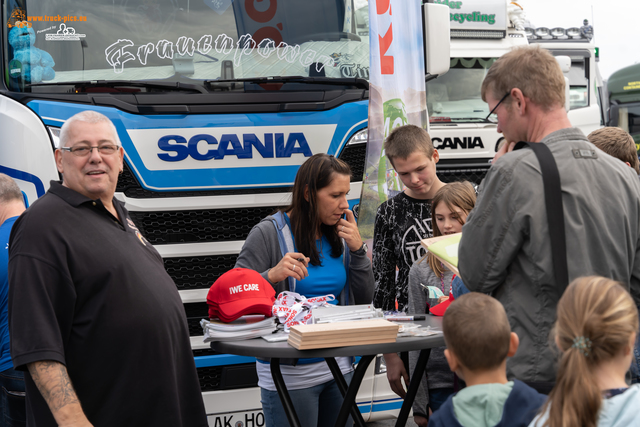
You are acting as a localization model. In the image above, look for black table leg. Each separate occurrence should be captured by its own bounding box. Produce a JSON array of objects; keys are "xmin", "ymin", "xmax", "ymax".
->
[
  {"xmin": 324, "ymin": 357, "xmax": 367, "ymax": 427},
  {"xmin": 395, "ymin": 348, "xmax": 431, "ymax": 427},
  {"xmin": 270, "ymin": 358, "xmax": 301, "ymax": 427},
  {"xmin": 334, "ymin": 354, "xmax": 375, "ymax": 427}
]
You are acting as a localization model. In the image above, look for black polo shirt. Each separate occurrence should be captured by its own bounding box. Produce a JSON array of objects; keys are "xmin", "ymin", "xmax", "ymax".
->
[{"xmin": 8, "ymin": 181, "xmax": 207, "ymax": 427}]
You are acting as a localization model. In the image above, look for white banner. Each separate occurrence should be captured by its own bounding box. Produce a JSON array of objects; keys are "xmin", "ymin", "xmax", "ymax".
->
[{"xmin": 358, "ymin": 0, "xmax": 428, "ymax": 240}]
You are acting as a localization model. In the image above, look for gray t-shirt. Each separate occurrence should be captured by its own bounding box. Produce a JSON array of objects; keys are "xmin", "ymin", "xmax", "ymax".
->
[{"xmin": 407, "ymin": 259, "xmax": 457, "ymax": 414}]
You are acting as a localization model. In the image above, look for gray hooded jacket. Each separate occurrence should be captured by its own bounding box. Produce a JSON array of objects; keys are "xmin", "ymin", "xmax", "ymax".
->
[{"xmin": 235, "ymin": 213, "xmax": 374, "ymax": 305}]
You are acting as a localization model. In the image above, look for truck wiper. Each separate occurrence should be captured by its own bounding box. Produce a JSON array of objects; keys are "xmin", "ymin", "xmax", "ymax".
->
[
  {"xmin": 451, "ymin": 117, "xmax": 493, "ymax": 123},
  {"xmin": 26, "ymin": 80, "xmax": 209, "ymax": 94},
  {"xmin": 205, "ymin": 76, "xmax": 369, "ymax": 90}
]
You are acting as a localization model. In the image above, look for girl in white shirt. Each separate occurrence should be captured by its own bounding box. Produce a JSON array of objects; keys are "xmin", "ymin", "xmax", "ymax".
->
[{"xmin": 530, "ymin": 276, "xmax": 640, "ymax": 427}]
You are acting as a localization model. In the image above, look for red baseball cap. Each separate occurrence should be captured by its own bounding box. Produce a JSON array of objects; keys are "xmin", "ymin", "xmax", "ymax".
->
[
  {"xmin": 429, "ymin": 292, "xmax": 455, "ymax": 317},
  {"xmin": 207, "ymin": 268, "xmax": 276, "ymax": 322}
]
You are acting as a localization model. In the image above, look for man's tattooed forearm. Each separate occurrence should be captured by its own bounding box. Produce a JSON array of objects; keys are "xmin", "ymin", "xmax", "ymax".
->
[{"xmin": 28, "ymin": 361, "xmax": 80, "ymax": 412}]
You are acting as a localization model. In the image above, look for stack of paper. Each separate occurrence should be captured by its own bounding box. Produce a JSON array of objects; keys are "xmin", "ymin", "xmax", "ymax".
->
[
  {"xmin": 287, "ymin": 318, "xmax": 399, "ymax": 350},
  {"xmin": 201, "ymin": 315, "xmax": 277, "ymax": 342},
  {"xmin": 312, "ymin": 304, "xmax": 383, "ymax": 324},
  {"xmin": 421, "ymin": 233, "xmax": 461, "ymax": 275}
]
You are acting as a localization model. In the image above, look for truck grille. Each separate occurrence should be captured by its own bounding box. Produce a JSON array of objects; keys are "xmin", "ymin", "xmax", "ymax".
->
[
  {"xmin": 165, "ymin": 254, "xmax": 239, "ymax": 291},
  {"xmin": 196, "ymin": 364, "xmax": 258, "ymax": 391},
  {"xmin": 128, "ymin": 207, "xmax": 276, "ymax": 244},
  {"xmin": 437, "ymin": 165, "xmax": 490, "ymax": 186},
  {"xmin": 194, "ymin": 349, "xmax": 258, "ymax": 392},
  {"xmin": 185, "ymin": 302, "xmax": 210, "ymax": 336},
  {"xmin": 338, "ymin": 143, "xmax": 366, "ymax": 182},
  {"xmin": 116, "ymin": 163, "xmax": 290, "ymax": 198}
]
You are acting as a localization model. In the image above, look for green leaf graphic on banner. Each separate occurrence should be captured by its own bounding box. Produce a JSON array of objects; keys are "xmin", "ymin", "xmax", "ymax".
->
[{"xmin": 377, "ymin": 98, "xmax": 408, "ymax": 200}]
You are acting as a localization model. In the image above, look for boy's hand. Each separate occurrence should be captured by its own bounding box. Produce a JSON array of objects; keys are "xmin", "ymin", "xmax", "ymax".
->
[
  {"xmin": 414, "ymin": 415, "xmax": 429, "ymax": 427},
  {"xmin": 383, "ymin": 353, "xmax": 409, "ymax": 398}
]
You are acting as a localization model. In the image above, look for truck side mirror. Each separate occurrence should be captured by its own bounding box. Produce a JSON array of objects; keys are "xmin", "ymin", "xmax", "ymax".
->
[
  {"xmin": 423, "ymin": 3, "xmax": 450, "ymax": 78},
  {"xmin": 555, "ymin": 55, "xmax": 571, "ymax": 112}
]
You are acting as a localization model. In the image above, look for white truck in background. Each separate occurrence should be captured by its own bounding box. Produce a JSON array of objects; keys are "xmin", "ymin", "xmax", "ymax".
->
[
  {"xmin": 425, "ymin": 0, "xmax": 604, "ymax": 186},
  {"xmin": 526, "ymin": 26, "xmax": 605, "ymax": 135},
  {"xmin": 425, "ymin": 0, "xmax": 529, "ymax": 184}
]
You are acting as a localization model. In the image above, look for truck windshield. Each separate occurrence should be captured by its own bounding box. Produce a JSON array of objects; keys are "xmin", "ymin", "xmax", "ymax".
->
[
  {"xmin": 3, "ymin": 0, "xmax": 370, "ymax": 92},
  {"xmin": 566, "ymin": 57, "xmax": 589, "ymax": 110},
  {"xmin": 426, "ymin": 57, "xmax": 497, "ymax": 123}
]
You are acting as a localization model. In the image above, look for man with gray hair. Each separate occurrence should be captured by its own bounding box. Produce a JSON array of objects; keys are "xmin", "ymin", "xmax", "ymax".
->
[
  {"xmin": 0, "ymin": 174, "xmax": 26, "ymax": 425},
  {"xmin": 458, "ymin": 46, "xmax": 640, "ymax": 392},
  {"xmin": 8, "ymin": 111, "xmax": 207, "ymax": 427}
]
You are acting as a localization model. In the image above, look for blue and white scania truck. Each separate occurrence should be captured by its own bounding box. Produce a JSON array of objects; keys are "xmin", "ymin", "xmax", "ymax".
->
[
  {"xmin": 0, "ymin": 0, "xmax": 452, "ymax": 423},
  {"xmin": 1, "ymin": 0, "xmax": 604, "ymax": 423}
]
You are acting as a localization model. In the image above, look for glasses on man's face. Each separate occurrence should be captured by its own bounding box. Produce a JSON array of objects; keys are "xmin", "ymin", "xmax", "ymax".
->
[
  {"xmin": 485, "ymin": 92, "xmax": 511, "ymax": 124},
  {"xmin": 60, "ymin": 144, "xmax": 119, "ymax": 157}
]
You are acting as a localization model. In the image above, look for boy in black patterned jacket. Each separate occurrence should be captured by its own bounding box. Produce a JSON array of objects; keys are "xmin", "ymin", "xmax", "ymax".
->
[{"xmin": 372, "ymin": 124, "xmax": 444, "ymax": 399}]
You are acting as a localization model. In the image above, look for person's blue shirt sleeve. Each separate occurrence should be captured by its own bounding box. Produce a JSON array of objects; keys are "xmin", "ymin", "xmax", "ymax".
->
[{"xmin": 451, "ymin": 276, "xmax": 470, "ymax": 299}]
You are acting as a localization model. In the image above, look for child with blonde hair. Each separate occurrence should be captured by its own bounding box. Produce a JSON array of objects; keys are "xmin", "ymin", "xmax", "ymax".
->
[
  {"xmin": 530, "ymin": 276, "xmax": 640, "ymax": 427},
  {"xmin": 406, "ymin": 181, "xmax": 476, "ymax": 425}
]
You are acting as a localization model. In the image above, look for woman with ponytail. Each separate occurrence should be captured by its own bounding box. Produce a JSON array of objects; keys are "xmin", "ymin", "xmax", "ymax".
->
[{"xmin": 530, "ymin": 276, "xmax": 640, "ymax": 427}]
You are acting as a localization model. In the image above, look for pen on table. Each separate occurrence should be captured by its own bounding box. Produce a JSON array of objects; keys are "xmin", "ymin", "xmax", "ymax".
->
[{"xmin": 386, "ymin": 315, "xmax": 426, "ymax": 321}]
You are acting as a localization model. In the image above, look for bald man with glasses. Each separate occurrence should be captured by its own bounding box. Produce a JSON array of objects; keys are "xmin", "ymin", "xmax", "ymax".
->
[{"xmin": 8, "ymin": 111, "xmax": 207, "ymax": 427}]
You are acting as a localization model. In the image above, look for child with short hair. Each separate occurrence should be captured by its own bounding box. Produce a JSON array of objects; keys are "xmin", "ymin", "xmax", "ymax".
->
[
  {"xmin": 372, "ymin": 124, "xmax": 445, "ymax": 398},
  {"xmin": 429, "ymin": 293, "xmax": 546, "ymax": 427},
  {"xmin": 588, "ymin": 127, "xmax": 639, "ymax": 174},
  {"xmin": 406, "ymin": 181, "xmax": 476, "ymax": 425},
  {"xmin": 529, "ymin": 276, "xmax": 640, "ymax": 427}
]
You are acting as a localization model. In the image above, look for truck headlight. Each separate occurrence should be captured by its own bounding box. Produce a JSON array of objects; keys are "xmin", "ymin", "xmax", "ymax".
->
[
  {"xmin": 534, "ymin": 27, "xmax": 550, "ymax": 37},
  {"xmin": 346, "ymin": 128, "xmax": 368, "ymax": 146},
  {"xmin": 566, "ymin": 27, "xmax": 581, "ymax": 38}
]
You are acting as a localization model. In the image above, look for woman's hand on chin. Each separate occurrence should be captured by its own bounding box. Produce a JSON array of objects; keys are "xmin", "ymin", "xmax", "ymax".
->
[{"xmin": 336, "ymin": 209, "xmax": 363, "ymax": 252}]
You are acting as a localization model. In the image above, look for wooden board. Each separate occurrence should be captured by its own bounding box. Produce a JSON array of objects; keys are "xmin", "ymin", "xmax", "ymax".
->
[
  {"xmin": 288, "ymin": 332, "xmax": 398, "ymax": 345},
  {"xmin": 289, "ymin": 329, "xmax": 398, "ymax": 340},
  {"xmin": 287, "ymin": 319, "xmax": 399, "ymax": 350},
  {"xmin": 289, "ymin": 319, "xmax": 398, "ymax": 336},
  {"xmin": 288, "ymin": 334, "xmax": 398, "ymax": 350}
]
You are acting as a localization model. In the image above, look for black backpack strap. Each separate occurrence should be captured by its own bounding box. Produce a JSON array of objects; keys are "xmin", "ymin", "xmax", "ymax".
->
[{"xmin": 513, "ymin": 141, "xmax": 569, "ymax": 295}]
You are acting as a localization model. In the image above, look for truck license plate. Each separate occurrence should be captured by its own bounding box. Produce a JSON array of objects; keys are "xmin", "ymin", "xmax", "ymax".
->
[{"xmin": 208, "ymin": 410, "xmax": 265, "ymax": 427}]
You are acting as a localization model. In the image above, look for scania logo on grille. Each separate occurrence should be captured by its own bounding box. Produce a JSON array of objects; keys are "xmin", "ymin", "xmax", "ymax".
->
[
  {"xmin": 157, "ymin": 132, "xmax": 313, "ymax": 161},
  {"xmin": 122, "ymin": 123, "xmax": 340, "ymax": 186},
  {"xmin": 433, "ymin": 136, "xmax": 484, "ymax": 150},
  {"xmin": 127, "ymin": 124, "xmax": 337, "ymax": 173}
]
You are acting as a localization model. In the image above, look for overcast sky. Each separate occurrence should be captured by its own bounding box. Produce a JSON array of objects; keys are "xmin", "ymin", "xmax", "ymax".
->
[{"xmin": 518, "ymin": 0, "xmax": 639, "ymax": 80}]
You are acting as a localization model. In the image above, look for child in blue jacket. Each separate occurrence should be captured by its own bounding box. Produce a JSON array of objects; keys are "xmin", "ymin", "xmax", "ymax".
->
[{"xmin": 429, "ymin": 293, "xmax": 545, "ymax": 427}]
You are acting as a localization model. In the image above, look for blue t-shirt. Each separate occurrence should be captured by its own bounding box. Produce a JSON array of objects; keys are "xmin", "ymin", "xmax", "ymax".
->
[
  {"xmin": 0, "ymin": 216, "xmax": 19, "ymax": 372},
  {"xmin": 295, "ymin": 234, "xmax": 347, "ymax": 303},
  {"xmin": 282, "ymin": 213, "xmax": 347, "ymax": 302}
]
